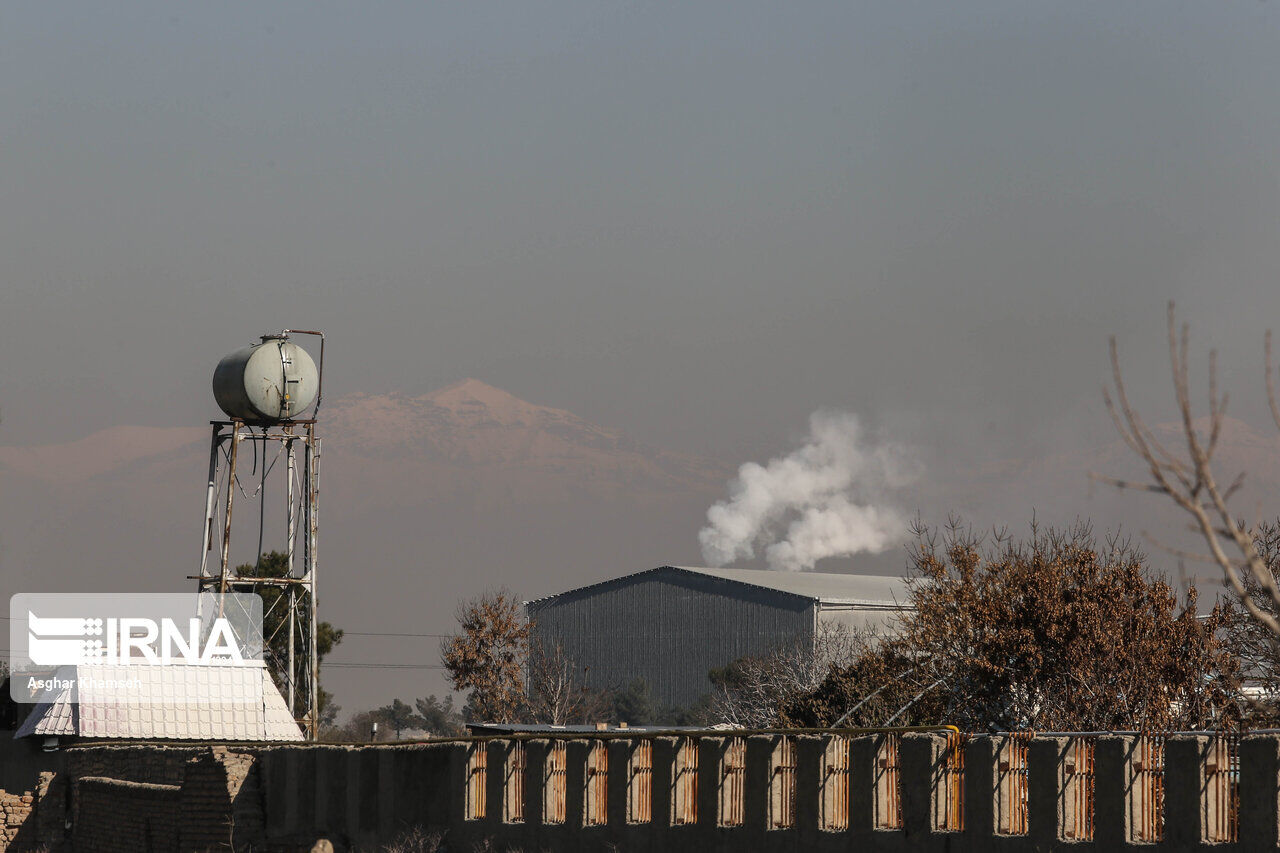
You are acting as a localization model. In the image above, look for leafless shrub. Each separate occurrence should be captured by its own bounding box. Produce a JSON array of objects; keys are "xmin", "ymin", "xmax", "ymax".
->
[
  {"xmin": 526, "ymin": 639, "xmax": 611, "ymax": 725},
  {"xmin": 708, "ymin": 621, "xmax": 870, "ymax": 728},
  {"xmin": 353, "ymin": 826, "xmax": 446, "ymax": 853}
]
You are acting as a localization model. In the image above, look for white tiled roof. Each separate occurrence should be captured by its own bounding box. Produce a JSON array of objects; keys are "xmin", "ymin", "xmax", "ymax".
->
[
  {"xmin": 19, "ymin": 685, "xmax": 75, "ymax": 737},
  {"xmin": 15, "ymin": 664, "xmax": 303, "ymax": 741}
]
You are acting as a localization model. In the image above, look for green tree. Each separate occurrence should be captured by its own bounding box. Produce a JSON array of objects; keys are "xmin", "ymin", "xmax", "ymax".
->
[
  {"xmin": 612, "ymin": 678, "xmax": 656, "ymax": 726},
  {"xmin": 318, "ymin": 689, "xmax": 341, "ymax": 729},
  {"xmin": 415, "ymin": 694, "xmax": 466, "ymax": 737},
  {"xmin": 376, "ymin": 699, "xmax": 426, "ymax": 740},
  {"xmin": 323, "ymin": 699, "xmax": 434, "ymax": 742},
  {"xmin": 326, "ymin": 709, "xmax": 383, "ymax": 742},
  {"xmin": 235, "ymin": 551, "xmax": 344, "ymax": 718}
]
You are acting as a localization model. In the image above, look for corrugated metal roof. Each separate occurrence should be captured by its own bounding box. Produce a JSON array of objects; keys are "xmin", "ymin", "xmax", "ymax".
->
[
  {"xmin": 674, "ymin": 566, "xmax": 911, "ymax": 606},
  {"xmin": 526, "ymin": 565, "xmax": 911, "ymax": 608},
  {"xmin": 14, "ymin": 664, "xmax": 303, "ymax": 742}
]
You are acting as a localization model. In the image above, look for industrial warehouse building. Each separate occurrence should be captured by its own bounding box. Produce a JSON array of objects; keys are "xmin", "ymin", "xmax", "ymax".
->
[{"xmin": 525, "ymin": 565, "xmax": 911, "ymax": 708}]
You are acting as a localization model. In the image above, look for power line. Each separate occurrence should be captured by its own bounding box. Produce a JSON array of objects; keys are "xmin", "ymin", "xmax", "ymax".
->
[
  {"xmin": 322, "ymin": 663, "xmax": 444, "ymax": 669},
  {"xmin": 342, "ymin": 631, "xmax": 451, "ymax": 638},
  {"xmin": 0, "ymin": 656, "xmax": 443, "ymax": 670},
  {"xmin": 0, "ymin": 615, "xmax": 455, "ymax": 639}
]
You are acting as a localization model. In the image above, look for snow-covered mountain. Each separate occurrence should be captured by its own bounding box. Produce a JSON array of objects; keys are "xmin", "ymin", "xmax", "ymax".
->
[{"xmin": 0, "ymin": 380, "xmax": 730, "ymax": 705}]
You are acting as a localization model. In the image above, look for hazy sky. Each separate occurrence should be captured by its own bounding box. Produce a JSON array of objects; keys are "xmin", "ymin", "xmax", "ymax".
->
[
  {"xmin": 4, "ymin": 1, "xmax": 1280, "ymax": 457},
  {"xmin": 6, "ymin": 3, "xmax": 1280, "ymax": 706}
]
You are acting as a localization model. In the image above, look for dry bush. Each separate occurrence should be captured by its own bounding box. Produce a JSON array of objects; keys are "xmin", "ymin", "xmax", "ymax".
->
[
  {"xmin": 525, "ymin": 639, "xmax": 611, "ymax": 725},
  {"xmin": 708, "ymin": 621, "xmax": 869, "ymax": 728},
  {"xmin": 786, "ymin": 518, "xmax": 1241, "ymax": 731},
  {"xmin": 440, "ymin": 590, "xmax": 530, "ymax": 723},
  {"xmin": 352, "ymin": 826, "xmax": 446, "ymax": 853}
]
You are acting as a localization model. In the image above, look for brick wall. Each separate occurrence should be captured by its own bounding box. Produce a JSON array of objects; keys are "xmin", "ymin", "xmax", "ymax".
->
[
  {"xmin": 65, "ymin": 746, "xmax": 204, "ymax": 787},
  {"xmin": 0, "ymin": 790, "xmax": 35, "ymax": 849},
  {"xmin": 71, "ymin": 778, "xmax": 179, "ymax": 853},
  {"xmin": 176, "ymin": 748, "xmax": 262, "ymax": 852}
]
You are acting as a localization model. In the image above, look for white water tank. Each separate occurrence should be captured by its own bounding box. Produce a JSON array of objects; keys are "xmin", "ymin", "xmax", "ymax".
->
[{"xmin": 212, "ymin": 335, "xmax": 319, "ymax": 422}]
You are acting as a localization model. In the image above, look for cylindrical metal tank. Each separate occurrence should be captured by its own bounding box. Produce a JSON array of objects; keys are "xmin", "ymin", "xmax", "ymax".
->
[{"xmin": 212, "ymin": 335, "xmax": 319, "ymax": 422}]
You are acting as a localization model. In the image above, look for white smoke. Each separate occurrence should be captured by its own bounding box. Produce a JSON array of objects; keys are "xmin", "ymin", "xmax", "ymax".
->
[{"xmin": 698, "ymin": 412, "xmax": 915, "ymax": 572}]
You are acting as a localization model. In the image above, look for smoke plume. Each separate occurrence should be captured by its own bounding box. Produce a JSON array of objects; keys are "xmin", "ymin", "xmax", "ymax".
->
[{"xmin": 698, "ymin": 412, "xmax": 914, "ymax": 572}]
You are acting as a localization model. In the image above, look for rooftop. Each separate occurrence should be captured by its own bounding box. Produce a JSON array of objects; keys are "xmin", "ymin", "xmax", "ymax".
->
[
  {"xmin": 527, "ymin": 565, "xmax": 911, "ymax": 608},
  {"xmin": 14, "ymin": 663, "xmax": 303, "ymax": 742},
  {"xmin": 465, "ymin": 722, "xmax": 718, "ymax": 736}
]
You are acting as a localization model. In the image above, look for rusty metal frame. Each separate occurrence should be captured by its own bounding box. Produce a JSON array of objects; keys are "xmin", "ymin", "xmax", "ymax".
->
[
  {"xmin": 996, "ymin": 732, "xmax": 1032, "ymax": 836},
  {"xmin": 820, "ymin": 735, "xmax": 850, "ymax": 831},
  {"xmin": 628, "ymin": 740, "xmax": 654, "ymax": 824},
  {"xmin": 585, "ymin": 740, "xmax": 609, "ymax": 826},
  {"xmin": 1131, "ymin": 733, "xmax": 1165, "ymax": 842},
  {"xmin": 769, "ymin": 737, "xmax": 797, "ymax": 829},
  {"xmin": 1063, "ymin": 737, "xmax": 1095, "ymax": 841},
  {"xmin": 672, "ymin": 738, "xmax": 698, "ymax": 826},
  {"xmin": 195, "ymin": 413, "xmax": 322, "ymax": 740},
  {"xmin": 1204, "ymin": 731, "xmax": 1239, "ymax": 843},
  {"xmin": 545, "ymin": 741, "xmax": 568, "ymax": 824},
  {"xmin": 504, "ymin": 741, "xmax": 527, "ymax": 823},
  {"xmin": 466, "ymin": 742, "xmax": 488, "ymax": 820},
  {"xmin": 874, "ymin": 733, "xmax": 902, "ymax": 830},
  {"xmin": 719, "ymin": 737, "xmax": 746, "ymax": 828},
  {"xmin": 938, "ymin": 731, "xmax": 967, "ymax": 832}
]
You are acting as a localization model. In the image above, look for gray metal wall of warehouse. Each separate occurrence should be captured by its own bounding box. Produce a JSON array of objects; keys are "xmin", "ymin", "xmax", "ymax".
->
[{"xmin": 527, "ymin": 570, "xmax": 816, "ymax": 708}]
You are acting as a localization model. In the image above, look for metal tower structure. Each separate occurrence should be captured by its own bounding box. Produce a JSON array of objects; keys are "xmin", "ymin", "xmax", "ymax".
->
[{"xmin": 194, "ymin": 329, "xmax": 325, "ymax": 739}]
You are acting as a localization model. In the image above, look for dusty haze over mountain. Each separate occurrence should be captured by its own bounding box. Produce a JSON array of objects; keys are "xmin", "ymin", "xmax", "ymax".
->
[
  {"xmin": 0, "ymin": 379, "xmax": 733, "ymax": 704},
  {"xmin": 7, "ymin": 1, "xmax": 1280, "ymax": 711},
  {"xmin": 4, "ymin": 377, "xmax": 1280, "ymax": 706}
]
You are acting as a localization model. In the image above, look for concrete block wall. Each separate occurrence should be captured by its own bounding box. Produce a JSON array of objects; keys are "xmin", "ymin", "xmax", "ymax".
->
[
  {"xmin": 3, "ymin": 732, "xmax": 1280, "ymax": 851},
  {"xmin": 217, "ymin": 733, "xmax": 1280, "ymax": 852},
  {"xmin": 254, "ymin": 742, "xmax": 461, "ymax": 849}
]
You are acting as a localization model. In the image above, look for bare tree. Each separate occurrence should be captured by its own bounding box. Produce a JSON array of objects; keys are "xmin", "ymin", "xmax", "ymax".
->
[
  {"xmin": 708, "ymin": 621, "xmax": 867, "ymax": 728},
  {"xmin": 442, "ymin": 590, "xmax": 613, "ymax": 725},
  {"xmin": 526, "ymin": 639, "xmax": 611, "ymax": 725},
  {"xmin": 1102, "ymin": 303, "xmax": 1280, "ymax": 638},
  {"xmin": 1218, "ymin": 522, "xmax": 1280, "ymax": 721}
]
